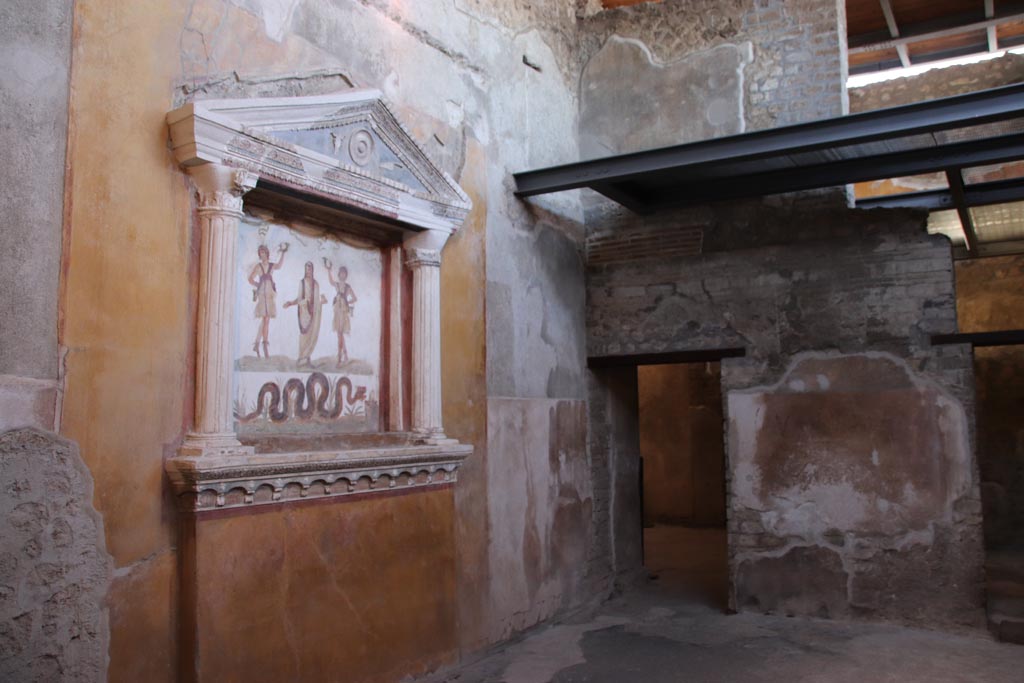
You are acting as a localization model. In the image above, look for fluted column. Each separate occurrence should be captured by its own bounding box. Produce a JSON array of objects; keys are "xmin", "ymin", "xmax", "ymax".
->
[
  {"xmin": 181, "ymin": 163, "xmax": 257, "ymax": 456},
  {"xmin": 405, "ymin": 247, "xmax": 445, "ymax": 439}
]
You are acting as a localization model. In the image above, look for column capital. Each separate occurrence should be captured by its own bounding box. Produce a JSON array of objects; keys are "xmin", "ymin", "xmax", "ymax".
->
[
  {"xmin": 404, "ymin": 247, "xmax": 441, "ymax": 269},
  {"xmin": 186, "ymin": 163, "xmax": 258, "ymax": 215}
]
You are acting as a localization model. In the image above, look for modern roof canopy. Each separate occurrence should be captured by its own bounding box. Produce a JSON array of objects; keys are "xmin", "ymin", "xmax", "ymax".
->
[
  {"xmin": 512, "ymin": 83, "xmax": 1024, "ymax": 257},
  {"xmin": 846, "ymin": 0, "xmax": 1024, "ymax": 74}
]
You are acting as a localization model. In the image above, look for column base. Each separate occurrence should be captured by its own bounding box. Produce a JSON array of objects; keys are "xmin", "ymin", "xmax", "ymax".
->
[
  {"xmin": 412, "ymin": 429, "xmax": 457, "ymax": 446},
  {"xmin": 179, "ymin": 432, "xmax": 255, "ymax": 458}
]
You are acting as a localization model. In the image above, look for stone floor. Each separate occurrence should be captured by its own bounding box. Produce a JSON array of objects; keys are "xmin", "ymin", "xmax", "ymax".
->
[{"xmin": 423, "ymin": 526, "xmax": 1024, "ymax": 683}]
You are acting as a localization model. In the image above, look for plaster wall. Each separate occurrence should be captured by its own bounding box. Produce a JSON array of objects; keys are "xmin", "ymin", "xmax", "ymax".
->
[
  {"xmin": 587, "ymin": 210, "xmax": 985, "ymax": 630},
  {"xmin": 0, "ymin": 0, "xmax": 74, "ymax": 431},
  {"xmin": 59, "ymin": 0, "xmax": 588, "ymax": 679}
]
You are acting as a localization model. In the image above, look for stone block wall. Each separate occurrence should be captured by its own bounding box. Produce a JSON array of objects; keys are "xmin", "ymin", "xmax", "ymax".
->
[{"xmin": 586, "ymin": 208, "xmax": 985, "ymax": 630}]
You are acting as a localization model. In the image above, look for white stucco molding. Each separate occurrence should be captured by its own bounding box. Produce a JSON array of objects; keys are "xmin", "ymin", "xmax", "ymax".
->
[
  {"xmin": 166, "ymin": 91, "xmax": 471, "ymax": 234},
  {"xmin": 164, "ymin": 91, "xmax": 473, "ymax": 511},
  {"xmin": 166, "ymin": 443, "xmax": 472, "ymax": 512}
]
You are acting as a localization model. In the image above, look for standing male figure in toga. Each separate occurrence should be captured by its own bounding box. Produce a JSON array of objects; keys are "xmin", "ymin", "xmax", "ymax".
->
[{"xmin": 284, "ymin": 261, "xmax": 327, "ymax": 368}]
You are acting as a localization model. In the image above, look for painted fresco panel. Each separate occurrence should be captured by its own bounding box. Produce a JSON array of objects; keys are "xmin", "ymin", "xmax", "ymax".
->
[{"xmin": 233, "ymin": 214, "xmax": 382, "ymax": 434}]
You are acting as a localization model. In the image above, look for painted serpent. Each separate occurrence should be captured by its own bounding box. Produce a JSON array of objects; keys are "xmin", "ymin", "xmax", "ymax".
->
[{"xmin": 238, "ymin": 372, "xmax": 367, "ymax": 422}]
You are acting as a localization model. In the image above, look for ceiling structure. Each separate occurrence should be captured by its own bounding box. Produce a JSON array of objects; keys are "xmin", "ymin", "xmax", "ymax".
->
[
  {"xmin": 513, "ymin": 84, "xmax": 1024, "ymax": 259},
  {"xmin": 847, "ymin": 0, "xmax": 1024, "ymax": 74}
]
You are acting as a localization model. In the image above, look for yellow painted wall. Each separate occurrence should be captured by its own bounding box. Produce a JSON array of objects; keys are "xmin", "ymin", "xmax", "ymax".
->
[{"xmin": 61, "ymin": 2, "xmax": 489, "ymax": 678}]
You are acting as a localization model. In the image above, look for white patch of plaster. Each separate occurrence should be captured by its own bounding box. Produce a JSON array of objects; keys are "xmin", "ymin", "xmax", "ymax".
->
[
  {"xmin": 871, "ymin": 449, "xmax": 880, "ymax": 467},
  {"xmin": 500, "ymin": 616, "xmax": 631, "ymax": 683},
  {"xmin": 817, "ymin": 374, "xmax": 831, "ymax": 390},
  {"xmin": 764, "ymin": 483, "xmax": 873, "ymax": 538},
  {"xmin": 787, "ymin": 379, "xmax": 807, "ymax": 392},
  {"xmin": 727, "ymin": 392, "xmax": 766, "ymax": 507},
  {"xmin": 230, "ymin": 0, "xmax": 302, "ymax": 43}
]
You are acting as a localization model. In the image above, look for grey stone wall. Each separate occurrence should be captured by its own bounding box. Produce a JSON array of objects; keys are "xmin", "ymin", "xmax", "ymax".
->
[
  {"xmin": 0, "ymin": 428, "xmax": 111, "ymax": 682},
  {"xmin": 0, "ymin": 0, "xmax": 74, "ymax": 430},
  {"xmin": 579, "ymin": 0, "xmax": 848, "ymax": 135},
  {"xmin": 586, "ymin": 208, "xmax": 985, "ymax": 630}
]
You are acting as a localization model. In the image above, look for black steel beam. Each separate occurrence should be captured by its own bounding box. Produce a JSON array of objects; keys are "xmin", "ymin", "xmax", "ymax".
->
[
  {"xmin": 855, "ymin": 177, "xmax": 1024, "ymax": 211},
  {"xmin": 513, "ymin": 83, "xmax": 1024, "ymax": 198},
  {"xmin": 590, "ymin": 181, "xmax": 648, "ymax": 213},
  {"xmin": 945, "ymin": 169, "xmax": 981, "ymax": 252},
  {"xmin": 931, "ymin": 330, "xmax": 1024, "ymax": 347},
  {"xmin": 637, "ymin": 132, "xmax": 1024, "ymax": 212},
  {"xmin": 953, "ymin": 239, "xmax": 1024, "ymax": 260},
  {"xmin": 587, "ymin": 347, "xmax": 746, "ymax": 368}
]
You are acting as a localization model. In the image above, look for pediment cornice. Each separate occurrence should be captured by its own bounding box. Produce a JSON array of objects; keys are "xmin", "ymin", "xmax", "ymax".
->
[{"xmin": 167, "ymin": 91, "xmax": 471, "ymax": 234}]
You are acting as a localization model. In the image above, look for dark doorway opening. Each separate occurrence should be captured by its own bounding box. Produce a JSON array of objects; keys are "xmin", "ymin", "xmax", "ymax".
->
[
  {"xmin": 637, "ymin": 362, "xmax": 728, "ymax": 610},
  {"xmin": 975, "ymin": 344, "xmax": 1024, "ymax": 643}
]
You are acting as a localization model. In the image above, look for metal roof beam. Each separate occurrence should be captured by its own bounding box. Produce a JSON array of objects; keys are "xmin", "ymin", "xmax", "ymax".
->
[
  {"xmin": 986, "ymin": 0, "xmax": 1000, "ymax": 52},
  {"xmin": 514, "ymin": 84, "xmax": 1024, "ymax": 198},
  {"xmin": 588, "ymin": 347, "xmax": 746, "ymax": 368},
  {"xmin": 849, "ymin": 34, "xmax": 1024, "ymax": 73},
  {"xmin": 855, "ymin": 177, "xmax": 1024, "ymax": 211},
  {"xmin": 945, "ymin": 169, "xmax": 981, "ymax": 252},
  {"xmin": 931, "ymin": 330, "xmax": 1024, "ymax": 346},
  {"xmin": 879, "ymin": 0, "xmax": 912, "ymax": 67},
  {"xmin": 638, "ymin": 133, "xmax": 1024, "ymax": 212}
]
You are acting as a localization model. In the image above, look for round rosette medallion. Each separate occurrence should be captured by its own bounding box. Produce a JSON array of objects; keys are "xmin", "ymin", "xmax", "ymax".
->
[{"xmin": 349, "ymin": 129, "xmax": 375, "ymax": 167}]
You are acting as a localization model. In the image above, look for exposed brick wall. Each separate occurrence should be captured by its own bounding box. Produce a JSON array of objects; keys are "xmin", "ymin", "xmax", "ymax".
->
[
  {"xmin": 579, "ymin": 0, "xmax": 848, "ymax": 133},
  {"xmin": 586, "ymin": 208, "xmax": 984, "ymax": 630},
  {"xmin": 850, "ymin": 52, "xmax": 1024, "ymax": 113}
]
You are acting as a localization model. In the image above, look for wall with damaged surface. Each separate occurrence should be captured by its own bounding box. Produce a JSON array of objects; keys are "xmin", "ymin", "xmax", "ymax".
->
[
  {"xmin": 0, "ymin": 429, "xmax": 112, "ymax": 682},
  {"xmin": 587, "ymin": 207, "xmax": 985, "ymax": 630},
  {"xmin": 956, "ymin": 254, "xmax": 1024, "ymax": 550},
  {"xmin": 59, "ymin": 0, "xmax": 587, "ymax": 679}
]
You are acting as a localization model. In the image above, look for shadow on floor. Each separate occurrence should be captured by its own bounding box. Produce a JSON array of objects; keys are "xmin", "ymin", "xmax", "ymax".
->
[{"xmin": 643, "ymin": 524, "xmax": 728, "ymax": 611}]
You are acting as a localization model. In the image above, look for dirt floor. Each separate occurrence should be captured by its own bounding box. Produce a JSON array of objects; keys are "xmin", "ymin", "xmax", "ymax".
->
[{"xmin": 421, "ymin": 526, "xmax": 1024, "ymax": 683}]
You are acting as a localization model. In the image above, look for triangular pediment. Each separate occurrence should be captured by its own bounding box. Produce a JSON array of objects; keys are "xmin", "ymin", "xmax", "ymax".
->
[{"xmin": 167, "ymin": 91, "xmax": 471, "ymax": 233}]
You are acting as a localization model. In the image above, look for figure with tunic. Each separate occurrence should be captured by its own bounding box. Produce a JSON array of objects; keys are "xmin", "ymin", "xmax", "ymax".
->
[
  {"xmin": 324, "ymin": 258, "xmax": 358, "ymax": 367},
  {"xmin": 247, "ymin": 242, "xmax": 288, "ymax": 358},
  {"xmin": 284, "ymin": 261, "xmax": 327, "ymax": 367}
]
